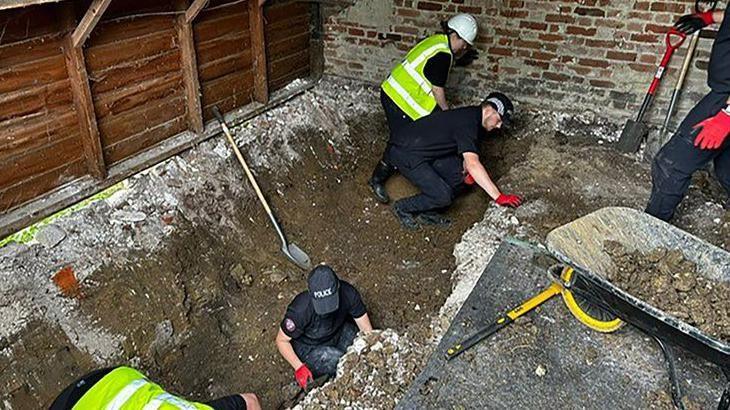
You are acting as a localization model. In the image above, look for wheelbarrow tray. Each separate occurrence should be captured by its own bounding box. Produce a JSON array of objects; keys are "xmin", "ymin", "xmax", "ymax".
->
[{"xmin": 546, "ymin": 207, "xmax": 729, "ymax": 369}]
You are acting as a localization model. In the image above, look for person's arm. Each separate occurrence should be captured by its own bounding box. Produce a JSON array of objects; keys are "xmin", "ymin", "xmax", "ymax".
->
[
  {"xmin": 275, "ymin": 328, "xmax": 304, "ymax": 370},
  {"xmin": 463, "ymin": 152, "xmax": 523, "ymax": 207},
  {"xmin": 354, "ymin": 313, "xmax": 373, "ymax": 332},
  {"xmin": 463, "ymin": 152, "xmax": 500, "ymax": 200},
  {"xmin": 432, "ymin": 86, "xmax": 449, "ymax": 111}
]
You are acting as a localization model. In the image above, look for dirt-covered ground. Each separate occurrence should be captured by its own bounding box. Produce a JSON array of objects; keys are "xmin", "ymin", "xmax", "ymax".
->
[{"xmin": 1, "ymin": 78, "xmax": 728, "ymax": 409}]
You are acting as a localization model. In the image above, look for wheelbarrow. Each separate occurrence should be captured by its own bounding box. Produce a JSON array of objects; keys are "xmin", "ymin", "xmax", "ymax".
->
[
  {"xmin": 447, "ymin": 207, "xmax": 729, "ymax": 409},
  {"xmin": 548, "ymin": 207, "xmax": 729, "ymax": 409}
]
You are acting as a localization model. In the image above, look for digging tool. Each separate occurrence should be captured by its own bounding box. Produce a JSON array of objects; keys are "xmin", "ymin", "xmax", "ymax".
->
[
  {"xmin": 213, "ymin": 106, "xmax": 312, "ymax": 270},
  {"xmin": 617, "ymin": 28, "xmax": 687, "ymax": 153},
  {"xmin": 660, "ymin": 0, "xmax": 718, "ymax": 143},
  {"xmin": 445, "ymin": 264, "xmax": 622, "ymax": 361}
]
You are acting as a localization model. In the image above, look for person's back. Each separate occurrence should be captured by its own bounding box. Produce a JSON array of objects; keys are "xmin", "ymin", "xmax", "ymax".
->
[
  {"xmin": 51, "ymin": 366, "xmax": 260, "ymax": 410},
  {"xmin": 389, "ymin": 106, "xmax": 482, "ymax": 159}
]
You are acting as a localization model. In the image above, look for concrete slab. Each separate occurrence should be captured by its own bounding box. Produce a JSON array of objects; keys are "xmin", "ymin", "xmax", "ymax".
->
[{"xmin": 398, "ymin": 242, "xmax": 726, "ymax": 409}]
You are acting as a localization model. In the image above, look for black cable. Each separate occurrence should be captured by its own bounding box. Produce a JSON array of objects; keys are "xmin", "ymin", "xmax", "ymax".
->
[{"xmin": 654, "ymin": 336, "xmax": 685, "ymax": 410}]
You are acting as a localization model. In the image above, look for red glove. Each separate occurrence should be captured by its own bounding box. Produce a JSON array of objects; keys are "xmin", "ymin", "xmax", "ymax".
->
[
  {"xmin": 295, "ymin": 364, "xmax": 313, "ymax": 389},
  {"xmin": 464, "ymin": 173, "xmax": 475, "ymax": 185},
  {"xmin": 674, "ymin": 11, "xmax": 715, "ymax": 35},
  {"xmin": 496, "ymin": 193, "xmax": 523, "ymax": 208},
  {"xmin": 693, "ymin": 109, "xmax": 730, "ymax": 150}
]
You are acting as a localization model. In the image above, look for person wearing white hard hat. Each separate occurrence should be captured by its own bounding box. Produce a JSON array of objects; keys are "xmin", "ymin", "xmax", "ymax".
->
[{"xmin": 369, "ymin": 13, "xmax": 479, "ymax": 204}]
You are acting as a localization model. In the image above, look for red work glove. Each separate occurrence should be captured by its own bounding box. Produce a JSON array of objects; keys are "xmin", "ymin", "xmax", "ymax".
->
[
  {"xmin": 496, "ymin": 193, "xmax": 523, "ymax": 208},
  {"xmin": 294, "ymin": 364, "xmax": 313, "ymax": 390},
  {"xmin": 674, "ymin": 11, "xmax": 715, "ymax": 35},
  {"xmin": 693, "ymin": 109, "xmax": 730, "ymax": 150},
  {"xmin": 464, "ymin": 173, "xmax": 475, "ymax": 185}
]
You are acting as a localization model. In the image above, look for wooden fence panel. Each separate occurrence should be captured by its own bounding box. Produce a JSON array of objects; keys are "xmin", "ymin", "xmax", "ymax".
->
[
  {"xmin": 86, "ymin": 8, "xmax": 187, "ymax": 166},
  {"xmin": 265, "ymin": 1, "xmax": 311, "ymax": 91},
  {"xmin": 0, "ymin": 4, "xmax": 86, "ymax": 212},
  {"xmin": 194, "ymin": 2, "xmax": 254, "ymax": 121}
]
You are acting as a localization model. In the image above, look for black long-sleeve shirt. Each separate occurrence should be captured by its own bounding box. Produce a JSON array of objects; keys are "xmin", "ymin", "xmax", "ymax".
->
[{"xmin": 708, "ymin": 8, "xmax": 730, "ymax": 94}]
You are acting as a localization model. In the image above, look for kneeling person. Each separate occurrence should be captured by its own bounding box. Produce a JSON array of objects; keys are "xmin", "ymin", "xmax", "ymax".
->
[
  {"xmin": 276, "ymin": 265, "xmax": 373, "ymax": 390},
  {"xmin": 386, "ymin": 92, "xmax": 522, "ymax": 229}
]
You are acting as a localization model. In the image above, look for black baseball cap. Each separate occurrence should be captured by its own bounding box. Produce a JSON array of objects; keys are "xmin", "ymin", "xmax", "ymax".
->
[
  {"xmin": 483, "ymin": 92, "xmax": 514, "ymax": 126},
  {"xmin": 308, "ymin": 265, "xmax": 340, "ymax": 315}
]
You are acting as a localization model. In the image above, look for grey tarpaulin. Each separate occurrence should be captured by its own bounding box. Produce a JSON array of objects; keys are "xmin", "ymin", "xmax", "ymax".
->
[{"xmin": 397, "ymin": 241, "xmax": 725, "ymax": 409}]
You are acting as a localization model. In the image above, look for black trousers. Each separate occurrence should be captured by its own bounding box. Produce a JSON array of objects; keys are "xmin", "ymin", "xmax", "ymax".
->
[
  {"xmin": 381, "ymin": 89, "xmax": 413, "ymax": 140},
  {"xmin": 646, "ymin": 90, "xmax": 730, "ymax": 221},
  {"xmin": 291, "ymin": 321, "xmax": 358, "ymax": 378},
  {"xmin": 387, "ymin": 146, "xmax": 465, "ymax": 213},
  {"xmin": 50, "ymin": 367, "xmax": 246, "ymax": 410}
]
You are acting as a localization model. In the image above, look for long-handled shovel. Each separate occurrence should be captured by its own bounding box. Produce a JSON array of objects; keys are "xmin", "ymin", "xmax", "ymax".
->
[
  {"xmin": 213, "ymin": 107, "xmax": 312, "ymax": 270},
  {"xmin": 659, "ymin": 31, "xmax": 700, "ymax": 144},
  {"xmin": 616, "ymin": 28, "xmax": 686, "ymax": 153}
]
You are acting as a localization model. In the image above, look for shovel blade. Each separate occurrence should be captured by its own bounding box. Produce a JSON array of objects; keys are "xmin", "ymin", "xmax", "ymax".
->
[
  {"xmin": 616, "ymin": 119, "xmax": 649, "ymax": 153},
  {"xmin": 284, "ymin": 243, "xmax": 311, "ymax": 270}
]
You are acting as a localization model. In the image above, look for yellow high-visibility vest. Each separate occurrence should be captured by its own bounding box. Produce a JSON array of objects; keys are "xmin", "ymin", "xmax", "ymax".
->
[
  {"xmin": 73, "ymin": 367, "xmax": 213, "ymax": 410},
  {"xmin": 381, "ymin": 34, "xmax": 453, "ymax": 120}
]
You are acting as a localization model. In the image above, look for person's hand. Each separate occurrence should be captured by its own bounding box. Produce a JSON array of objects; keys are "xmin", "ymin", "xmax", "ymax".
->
[
  {"xmin": 464, "ymin": 173, "xmax": 475, "ymax": 185},
  {"xmin": 693, "ymin": 109, "xmax": 730, "ymax": 150},
  {"xmin": 295, "ymin": 364, "xmax": 313, "ymax": 389},
  {"xmin": 495, "ymin": 193, "xmax": 523, "ymax": 208},
  {"xmin": 674, "ymin": 11, "xmax": 715, "ymax": 35}
]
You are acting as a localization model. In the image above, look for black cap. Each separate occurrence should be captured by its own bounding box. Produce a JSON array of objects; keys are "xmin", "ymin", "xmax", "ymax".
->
[
  {"xmin": 308, "ymin": 265, "xmax": 340, "ymax": 315},
  {"xmin": 483, "ymin": 92, "xmax": 514, "ymax": 126}
]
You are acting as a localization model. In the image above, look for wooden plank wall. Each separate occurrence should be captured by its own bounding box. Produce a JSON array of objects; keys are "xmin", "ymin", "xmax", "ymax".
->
[
  {"xmin": 194, "ymin": 0, "xmax": 254, "ymax": 121},
  {"xmin": 265, "ymin": 1, "xmax": 311, "ymax": 91},
  {"xmin": 0, "ymin": 0, "xmax": 312, "ymax": 220},
  {"xmin": 0, "ymin": 3, "xmax": 86, "ymax": 212},
  {"xmin": 85, "ymin": 0, "xmax": 187, "ymax": 166}
]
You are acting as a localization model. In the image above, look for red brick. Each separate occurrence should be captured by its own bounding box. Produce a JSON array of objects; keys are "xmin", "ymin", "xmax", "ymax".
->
[
  {"xmin": 606, "ymin": 50, "xmax": 637, "ymax": 61},
  {"xmin": 543, "ymin": 72, "xmax": 570, "ymax": 82},
  {"xmin": 566, "ymin": 26, "xmax": 597, "ymax": 36},
  {"xmin": 578, "ymin": 58, "xmax": 610, "ymax": 68},
  {"xmin": 520, "ymin": 21, "xmax": 547, "ymax": 31},
  {"xmin": 574, "ymin": 7, "xmax": 605, "ymax": 17},
  {"xmin": 416, "ymin": 1, "xmax": 442, "ymax": 11}
]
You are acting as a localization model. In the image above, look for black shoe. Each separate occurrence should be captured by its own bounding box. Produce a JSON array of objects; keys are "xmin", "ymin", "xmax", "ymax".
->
[
  {"xmin": 369, "ymin": 177, "xmax": 390, "ymax": 204},
  {"xmin": 393, "ymin": 203, "xmax": 419, "ymax": 230},
  {"xmin": 369, "ymin": 161, "xmax": 396, "ymax": 204},
  {"xmin": 417, "ymin": 211, "xmax": 452, "ymax": 227}
]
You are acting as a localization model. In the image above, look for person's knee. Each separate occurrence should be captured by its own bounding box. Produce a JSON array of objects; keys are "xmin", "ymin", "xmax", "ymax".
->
[
  {"xmin": 312, "ymin": 346, "xmax": 345, "ymax": 376},
  {"xmin": 430, "ymin": 185, "xmax": 454, "ymax": 208},
  {"xmin": 240, "ymin": 393, "xmax": 260, "ymax": 410}
]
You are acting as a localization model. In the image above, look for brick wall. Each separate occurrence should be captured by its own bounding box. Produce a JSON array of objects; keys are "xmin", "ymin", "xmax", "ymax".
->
[{"xmin": 322, "ymin": 0, "xmax": 718, "ymax": 149}]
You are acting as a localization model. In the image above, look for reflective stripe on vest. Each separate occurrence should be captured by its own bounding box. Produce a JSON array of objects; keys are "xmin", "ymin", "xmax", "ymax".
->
[
  {"xmin": 381, "ymin": 34, "xmax": 452, "ymax": 120},
  {"xmin": 107, "ymin": 379, "xmax": 148, "ymax": 410},
  {"xmin": 143, "ymin": 393, "xmax": 199, "ymax": 410}
]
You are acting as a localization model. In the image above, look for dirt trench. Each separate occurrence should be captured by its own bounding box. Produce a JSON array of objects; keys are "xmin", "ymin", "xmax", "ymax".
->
[
  {"xmin": 0, "ymin": 95, "xmax": 490, "ymax": 409},
  {"xmin": 2, "ymin": 81, "xmax": 729, "ymax": 410}
]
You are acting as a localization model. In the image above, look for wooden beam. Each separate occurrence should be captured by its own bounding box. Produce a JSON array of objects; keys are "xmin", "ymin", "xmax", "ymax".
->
[
  {"xmin": 62, "ymin": 7, "xmax": 106, "ymax": 179},
  {"xmin": 184, "ymin": 0, "xmax": 209, "ymax": 24},
  {"xmin": 176, "ymin": 0, "xmax": 204, "ymax": 134},
  {"xmin": 71, "ymin": 0, "xmax": 112, "ymax": 48},
  {"xmin": 249, "ymin": 0, "xmax": 269, "ymax": 104}
]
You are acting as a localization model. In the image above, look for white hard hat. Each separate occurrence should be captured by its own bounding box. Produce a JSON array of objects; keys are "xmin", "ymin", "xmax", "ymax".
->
[{"xmin": 447, "ymin": 13, "xmax": 478, "ymax": 45}]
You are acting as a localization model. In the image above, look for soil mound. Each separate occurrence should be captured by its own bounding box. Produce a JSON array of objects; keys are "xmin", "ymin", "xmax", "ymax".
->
[{"xmin": 604, "ymin": 241, "xmax": 729, "ymax": 341}]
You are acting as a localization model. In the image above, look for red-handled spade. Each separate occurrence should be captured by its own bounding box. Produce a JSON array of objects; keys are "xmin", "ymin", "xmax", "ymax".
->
[{"xmin": 617, "ymin": 28, "xmax": 687, "ymax": 153}]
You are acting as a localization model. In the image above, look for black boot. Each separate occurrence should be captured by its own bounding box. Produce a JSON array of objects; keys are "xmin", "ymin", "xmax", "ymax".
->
[
  {"xmin": 417, "ymin": 211, "xmax": 452, "ymax": 227},
  {"xmin": 392, "ymin": 201, "xmax": 419, "ymax": 230},
  {"xmin": 368, "ymin": 160, "xmax": 396, "ymax": 204}
]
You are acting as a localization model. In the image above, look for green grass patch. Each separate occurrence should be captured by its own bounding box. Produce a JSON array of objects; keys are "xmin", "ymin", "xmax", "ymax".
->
[{"xmin": 0, "ymin": 181, "xmax": 128, "ymax": 248}]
